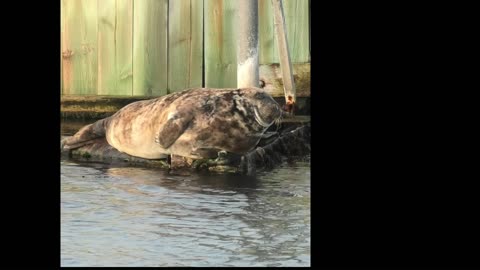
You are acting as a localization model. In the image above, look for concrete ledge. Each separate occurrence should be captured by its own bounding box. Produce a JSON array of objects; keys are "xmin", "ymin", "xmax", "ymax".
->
[
  {"xmin": 260, "ymin": 63, "xmax": 311, "ymax": 98},
  {"xmin": 61, "ymin": 95, "xmax": 310, "ymax": 120},
  {"xmin": 61, "ymin": 96, "xmax": 152, "ymax": 120}
]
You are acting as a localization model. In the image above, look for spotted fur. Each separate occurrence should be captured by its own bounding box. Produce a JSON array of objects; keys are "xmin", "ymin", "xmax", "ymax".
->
[{"xmin": 62, "ymin": 87, "xmax": 282, "ymax": 160}]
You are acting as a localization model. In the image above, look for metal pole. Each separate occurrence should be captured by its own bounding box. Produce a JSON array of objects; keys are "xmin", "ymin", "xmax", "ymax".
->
[{"xmin": 237, "ymin": 0, "xmax": 259, "ymax": 88}]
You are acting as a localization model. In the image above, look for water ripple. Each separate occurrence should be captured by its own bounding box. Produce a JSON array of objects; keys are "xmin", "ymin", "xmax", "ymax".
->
[{"xmin": 61, "ymin": 159, "xmax": 310, "ymax": 267}]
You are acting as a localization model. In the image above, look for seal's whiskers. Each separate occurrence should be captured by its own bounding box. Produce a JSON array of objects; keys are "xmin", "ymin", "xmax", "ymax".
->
[{"xmin": 274, "ymin": 112, "xmax": 283, "ymax": 132}]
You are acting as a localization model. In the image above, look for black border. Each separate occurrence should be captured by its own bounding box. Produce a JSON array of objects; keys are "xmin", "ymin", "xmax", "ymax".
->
[
  {"xmin": 2, "ymin": 1, "xmax": 60, "ymax": 268},
  {"xmin": 314, "ymin": 1, "xmax": 478, "ymax": 269}
]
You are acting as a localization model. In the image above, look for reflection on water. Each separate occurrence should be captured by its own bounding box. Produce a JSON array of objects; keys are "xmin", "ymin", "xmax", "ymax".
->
[
  {"xmin": 61, "ymin": 159, "xmax": 310, "ymax": 267},
  {"xmin": 61, "ymin": 119, "xmax": 310, "ymax": 266}
]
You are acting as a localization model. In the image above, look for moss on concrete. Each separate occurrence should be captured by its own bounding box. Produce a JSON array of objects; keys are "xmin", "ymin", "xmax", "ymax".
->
[{"xmin": 62, "ymin": 96, "xmax": 311, "ymax": 120}]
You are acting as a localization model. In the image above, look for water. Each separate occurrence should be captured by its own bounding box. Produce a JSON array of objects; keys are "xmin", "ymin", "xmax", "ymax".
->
[{"xmin": 61, "ymin": 121, "xmax": 310, "ymax": 267}]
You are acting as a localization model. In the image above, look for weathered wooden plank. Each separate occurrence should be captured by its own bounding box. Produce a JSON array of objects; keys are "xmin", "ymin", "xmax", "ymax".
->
[
  {"xmin": 61, "ymin": 0, "xmax": 98, "ymax": 95},
  {"xmin": 133, "ymin": 0, "xmax": 168, "ymax": 96},
  {"xmin": 204, "ymin": 0, "xmax": 237, "ymax": 88},
  {"xmin": 258, "ymin": 0, "xmax": 276, "ymax": 64},
  {"xmin": 283, "ymin": 0, "xmax": 310, "ymax": 63},
  {"xmin": 116, "ymin": 0, "xmax": 133, "ymax": 95},
  {"xmin": 97, "ymin": 0, "xmax": 116, "ymax": 95},
  {"xmin": 272, "ymin": 0, "xmax": 296, "ymax": 102},
  {"xmin": 168, "ymin": 0, "xmax": 203, "ymax": 93},
  {"xmin": 61, "ymin": 0, "xmax": 72, "ymax": 94},
  {"xmin": 98, "ymin": 0, "xmax": 133, "ymax": 96},
  {"xmin": 309, "ymin": 0, "xmax": 311, "ymax": 62}
]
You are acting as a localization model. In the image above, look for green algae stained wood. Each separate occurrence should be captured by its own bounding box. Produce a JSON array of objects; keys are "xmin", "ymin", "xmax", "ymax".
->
[
  {"xmin": 133, "ymin": 0, "xmax": 168, "ymax": 96},
  {"xmin": 61, "ymin": 0, "xmax": 98, "ymax": 95},
  {"xmin": 59, "ymin": 0, "xmax": 311, "ymax": 98},
  {"xmin": 204, "ymin": 0, "xmax": 237, "ymax": 88},
  {"xmin": 98, "ymin": 0, "xmax": 133, "ymax": 96},
  {"xmin": 258, "ymin": 0, "xmax": 277, "ymax": 64},
  {"xmin": 258, "ymin": 0, "xmax": 310, "ymax": 64},
  {"xmin": 168, "ymin": 0, "xmax": 204, "ymax": 93},
  {"xmin": 283, "ymin": 0, "xmax": 310, "ymax": 63}
]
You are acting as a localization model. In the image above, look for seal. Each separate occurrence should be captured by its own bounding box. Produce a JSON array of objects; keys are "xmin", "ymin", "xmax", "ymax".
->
[{"xmin": 62, "ymin": 87, "xmax": 283, "ymax": 160}]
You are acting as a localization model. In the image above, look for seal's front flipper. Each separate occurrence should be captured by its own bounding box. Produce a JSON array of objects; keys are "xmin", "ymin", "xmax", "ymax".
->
[
  {"xmin": 155, "ymin": 113, "xmax": 193, "ymax": 149},
  {"xmin": 61, "ymin": 118, "xmax": 109, "ymax": 151}
]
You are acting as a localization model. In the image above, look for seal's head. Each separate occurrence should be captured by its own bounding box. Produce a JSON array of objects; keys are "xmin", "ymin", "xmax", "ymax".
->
[{"xmin": 234, "ymin": 88, "xmax": 283, "ymax": 129}]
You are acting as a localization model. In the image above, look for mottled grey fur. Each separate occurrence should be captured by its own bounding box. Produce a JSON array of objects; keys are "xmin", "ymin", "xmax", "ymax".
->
[{"xmin": 62, "ymin": 87, "xmax": 282, "ymax": 159}]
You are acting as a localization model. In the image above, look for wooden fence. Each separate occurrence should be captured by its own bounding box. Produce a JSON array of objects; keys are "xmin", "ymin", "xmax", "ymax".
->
[{"xmin": 61, "ymin": 0, "xmax": 310, "ymax": 96}]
